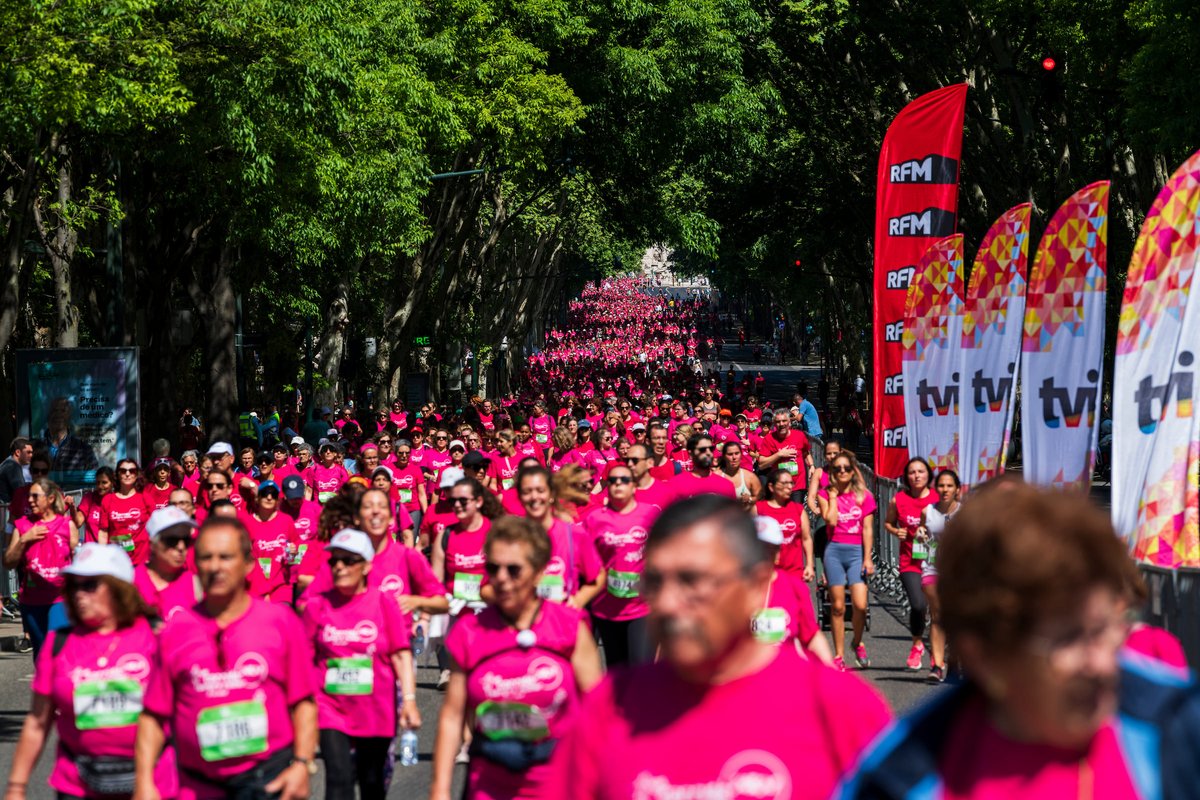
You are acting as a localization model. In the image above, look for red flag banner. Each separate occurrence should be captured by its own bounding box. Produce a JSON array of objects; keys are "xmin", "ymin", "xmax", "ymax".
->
[{"xmin": 873, "ymin": 84, "xmax": 968, "ymax": 479}]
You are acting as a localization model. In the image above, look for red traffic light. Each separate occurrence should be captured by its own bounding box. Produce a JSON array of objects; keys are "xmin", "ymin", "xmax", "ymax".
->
[
  {"xmin": 1041, "ymin": 56, "xmax": 1057, "ymax": 72},
  {"xmin": 794, "ymin": 259, "xmax": 802, "ymax": 267}
]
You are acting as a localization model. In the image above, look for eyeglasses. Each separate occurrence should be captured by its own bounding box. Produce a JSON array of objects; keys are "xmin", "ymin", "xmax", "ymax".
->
[
  {"xmin": 160, "ymin": 536, "xmax": 193, "ymax": 549},
  {"xmin": 450, "ymin": 496, "xmax": 474, "ymax": 507},
  {"xmin": 329, "ymin": 554, "xmax": 366, "ymax": 567},
  {"xmin": 623, "ymin": 456, "xmax": 645, "ymax": 465},
  {"xmin": 171, "ymin": 499, "xmax": 195, "ymax": 509},
  {"xmin": 607, "ymin": 475, "xmax": 634, "ymax": 486},
  {"xmin": 831, "ymin": 465, "xmax": 853, "ymax": 474},
  {"xmin": 484, "ymin": 562, "xmax": 525, "ymax": 579},
  {"xmin": 118, "ymin": 467, "xmax": 138, "ymax": 475},
  {"xmin": 67, "ymin": 577, "xmax": 101, "ymax": 594},
  {"xmin": 640, "ymin": 568, "xmax": 743, "ymax": 605},
  {"xmin": 205, "ymin": 481, "xmax": 230, "ymax": 489},
  {"xmin": 378, "ymin": 439, "xmax": 392, "ymax": 445},
  {"xmin": 435, "ymin": 436, "xmax": 448, "ymax": 441},
  {"xmin": 28, "ymin": 492, "xmax": 46, "ymax": 500}
]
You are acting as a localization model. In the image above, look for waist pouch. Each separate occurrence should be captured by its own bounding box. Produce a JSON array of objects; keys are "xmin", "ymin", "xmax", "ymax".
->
[
  {"xmin": 72, "ymin": 752, "xmax": 137, "ymax": 796},
  {"xmin": 468, "ymin": 737, "xmax": 557, "ymax": 773},
  {"xmin": 183, "ymin": 747, "xmax": 293, "ymax": 800}
]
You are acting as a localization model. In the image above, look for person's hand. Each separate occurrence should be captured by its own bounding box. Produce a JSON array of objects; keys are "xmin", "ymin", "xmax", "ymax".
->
[
  {"xmin": 895, "ymin": 528, "xmax": 907, "ymax": 541},
  {"xmin": 264, "ymin": 762, "xmax": 309, "ymax": 800},
  {"xmin": 396, "ymin": 594, "xmax": 420, "ymax": 614},
  {"xmin": 23, "ymin": 525, "xmax": 48, "ymax": 544},
  {"xmin": 863, "ymin": 559, "xmax": 876, "ymax": 577},
  {"xmin": 63, "ymin": 495, "xmax": 76, "ymax": 508},
  {"xmin": 802, "ymin": 565, "xmax": 815, "ymax": 583},
  {"xmin": 915, "ymin": 526, "xmax": 928, "ymax": 542},
  {"xmin": 400, "ymin": 699, "xmax": 421, "ymax": 730},
  {"xmin": 131, "ymin": 781, "xmax": 161, "ymax": 800}
]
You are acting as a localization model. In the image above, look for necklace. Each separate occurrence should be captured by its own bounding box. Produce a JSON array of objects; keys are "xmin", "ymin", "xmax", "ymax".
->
[
  {"xmin": 502, "ymin": 600, "xmax": 543, "ymax": 649},
  {"xmin": 94, "ymin": 630, "xmax": 121, "ymax": 668}
]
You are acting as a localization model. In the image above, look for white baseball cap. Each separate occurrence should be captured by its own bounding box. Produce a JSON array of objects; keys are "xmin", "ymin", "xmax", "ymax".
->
[
  {"xmin": 290, "ymin": 435, "xmax": 305, "ymax": 445},
  {"xmin": 448, "ymin": 439, "xmax": 466, "ymax": 451},
  {"xmin": 325, "ymin": 529, "xmax": 375, "ymax": 562},
  {"xmin": 146, "ymin": 506, "xmax": 198, "ymax": 540},
  {"xmin": 371, "ymin": 465, "xmax": 394, "ymax": 481},
  {"xmin": 63, "ymin": 543, "xmax": 135, "ymax": 584},
  {"xmin": 439, "ymin": 466, "xmax": 466, "ymax": 488},
  {"xmin": 207, "ymin": 441, "xmax": 234, "ymax": 457},
  {"xmin": 631, "ymin": 422, "xmax": 646, "ymax": 431},
  {"xmin": 754, "ymin": 516, "xmax": 784, "ymax": 546}
]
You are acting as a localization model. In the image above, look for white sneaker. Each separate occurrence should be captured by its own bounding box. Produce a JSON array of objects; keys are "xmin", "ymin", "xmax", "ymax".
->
[{"xmin": 437, "ymin": 669, "xmax": 451, "ymax": 690}]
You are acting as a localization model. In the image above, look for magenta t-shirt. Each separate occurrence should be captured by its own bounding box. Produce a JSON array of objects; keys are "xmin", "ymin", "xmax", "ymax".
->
[
  {"xmin": 302, "ymin": 587, "xmax": 412, "ymax": 738},
  {"xmin": 446, "ymin": 602, "xmax": 583, "ymax": 800},
  {"xmin": 753, "ymin": 569, "xmax": 818, "ymax": 647},
  {"xmin": 818, "ymin": 489, "xmax": 877, "ymax": 546},
  {"xmin": 537, "ymin": 519, "xmax": 602, "ymax": 603},
  {"xmin": 145, "ymin": 599, "xmax": 316, "ymax": 781},
  {"xmin": 15, "ymin": 515, "xmax": 72, "ymax": 605},
  {"xmin": 669, "ymin": 471, "xmax": 738, "ymax": 500},
  {"xmin": 390, "ymin": 464, "xmax": 425, "ymax": 511},
  {"xmin": 445, "ymin": 519, "xmax": 491, "ymax": 604},
  {"xmin": 547, "ymin": 646, "xmax": 891, "ymax": 799},
  {"xmin": 78, "ymin": 491, "xmax": 106, "ymax": 543},
  {"xmin": 584, "ymin": 503, "xmax": 659, "ymax": 621},
  {"xmin": 307, "ymin": 464, "xmax": 349, "ymax": 503},
  {"xmin": 940, "ymin": 695, "xmax": 1137, "ymax": 800},
  {"xmin": 134, "ymin": 564, "xmax": 201, "ymax": 622},
  {"xmin": 756, "ymin": 500, "xmax": 808, "ymax": 574},
  {"xmin": 101, "ymin": 491, "xmax": 152, "ymax": 564},
  {"xmin": 634, "ymin": 479, "xmax": 677, "ymax": 514},
  {"xmin": 35, "ymin": 620, "xmax": 178, "ymax": 798},
  {"xmin": 282, "ymin": 499, "xmax": 323, "ymax": 544},
  {"xmin": 894, "ymin": 490, "xmax": 937, "ymax": 574},
  {"xmin": 305, "ymin": 537, "xmax": 445, "ymax": 600},
  {"xmin": 419, "ymin": 500, "xmax": 459, "ymax": 547},
  {"xmin": 242, "ymin": 511, "xmax": 296, "ymax": 601}
]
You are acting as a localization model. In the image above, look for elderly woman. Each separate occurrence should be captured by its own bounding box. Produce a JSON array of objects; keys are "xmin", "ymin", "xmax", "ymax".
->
[
  {"xmin": 5, "ymin": 544, "xmax": 176, "ymax": 799},
  {"xmin": 838, "ymin": 484, "xmax": 1200, "ymax": 799},
  {"xmin": 430, "ymin": 516, "xmax": 601, "ymax": 800},
  {"xmin": 3, "ymin": 477, "xmax": 79, "ymax": 655}
]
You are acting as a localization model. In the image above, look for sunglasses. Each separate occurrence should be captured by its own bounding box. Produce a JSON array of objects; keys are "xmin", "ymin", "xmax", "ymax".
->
[
  {"xmin": 67, "ymin": 577, "xmax": 101, "ymax": 594},
  {"xmin": 693, "ymin": 445, "xmax": 715, "ymax": 453},
  {"xmin": 259, "ymin": 491, "xmax": 280, "ymax": 500},
  {"xmin": 832, "ymin": 465, "xmax": 853, "ymax": 474},
  {"xmin": 484, "ymin": 562, "xmax": 525, "ymax": 579},
  {"xmin": 378, "ymin": 439, "xmax": 392, "ymax": 444},
  {"xmin": 205, "ymin": 481, "xmax": 229, "ymax": 489},
  {"xmin": 118, "ymin": 467, "xmax": 138, "ymax": 475},
  {"xmin": 450, "ymin": 496, "xmax": 475, "ymax": 507},
  {"xmin": 607, "ymin": 475, "xmax": 634, "ymax": 486},
  {"xmin": 623, "ymin": 456, "xmax": 645, "ymax": 465},
  {"xmin": 160, "ymin": 536, "xmax": 193, "ymax": 549},
  {"xmin": 329, "ymin": 554, "xmax": 366, "ymax": 567}
]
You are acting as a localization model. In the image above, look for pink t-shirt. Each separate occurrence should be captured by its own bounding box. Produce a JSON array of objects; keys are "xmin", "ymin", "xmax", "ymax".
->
[
  {"xmin": 101, "ymin": 491, "xmax": 152, "ymax": 564},
  {"xmin": 390, "ymin": 463, "xmax": 426, "ymax": 511},
  {"xmin": 302, "ymin": 587, "xmax": 412, "ymax": 738},
  {"xmin": 818, "ymin": 489, "xmax": 877, "ymax": 546},
  {"xmin": 758, "ymin": 430, "xmax": 810, "ymax": 488},
  {"xmin": 307, "ymin": 464, "xmax": 349, "ymax": 503},
  {"xmin": 529, "ymin": 415, "xmax": 554, "ymax": 445},
  {"xmin": 445, "ymin": 519, "xmax": 491, "ymax": 604},
  {"xmin": 547, "ymin": 448, "xmax": 580, "ymax": 474},
  {"xmin": 446, "ymin": 602, "xmax": 583, "ymax": 800},
  {"xmin": 242, "ymin": 511, "xmax": 296, "ymax": 601},
  {"xmin": 584, "ymin": 503, "xmax": 659, "ymax": 622},
  {"xmin": 15, "ymin": 515, "xmax": 72, "ymax": 605},
  {"xmin": 420, "ymin": 500, "xmax": 459, "ymax": 547},
  {"xmin": 145, "ymin": 599, "xmax": 316, "ymax": 783},
  {"xmin": 143, "ymin": 483, "xmax": 175, "ymax": 511},
  {"xmin": 1123, "ymin": 625, "xmax": 1189, "ymax": 672},
  {"xmin": 134, "ymin": 565, "xmax": 201, "ymax": 621},
  {"xmin": 304, "ymin": 537, "xmax": 445, "ymax": 601},
  {"xmin": 634, "ymin": 478, "xmax": 677, "ymax": 514},
  {"xmin": 940, "ymin": 695, "xmax": 1137, "ymax": 800},
  {"xmin": 537, "ymin": 519, "xmax": 602, "ymax": 603},
  {"xmin": 488, "ymin": 454, "xmax": 522, "ymax": 497},
  {"xmin": 34, "ymin": 620, "xmax": 178, "ymax": 798},
  {"xmin": 669, "ymin": 471, "xmax": 737, "ymax": 500},
  {"xmin": 77, "ymin": 491, "xmax": 106, "ymax": 542},
  {"xmin": 281, "ymin": 499, "xmax": 323, "ymax": 544},
  {"xmin": 756, "ymin": 500, "xmax": 808, "ymax": 574},
  {"xmin": 547, "ymin": 646, "xmax": 891, "ymax": 799},
  {"xmin": 752, "ymin": 569, "xmax": 818, "ymax": 647},
  {"xmin": 895, "ymin": 490, "xmax": 936, "ymax": 573}
]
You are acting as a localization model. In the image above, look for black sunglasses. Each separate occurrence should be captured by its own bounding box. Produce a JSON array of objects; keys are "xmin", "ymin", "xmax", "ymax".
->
[
  {"xmin": 205, "ymin": 481, "xmax": 229, "ymax": 489},
  {"xmin": 607, "ymin": 475, "xmax": 634, "ymax": 486},
  {"xmin": 484, "ymin": 562, "xmax": 525, "ymax": 579},
  {"xmin": 450, "ymin": 496, "xmax": 475, "ymax": 507},
  {"xmin": 160, "ymin": 536, "xmax": 193, "ymax": 549},
  {"xmin": 329, "ymin": 554, "xmax": 366, "ymax": 567},
  {"xmin": 67, "ymin": 577, "xmax": 101, "ymax": 593}
]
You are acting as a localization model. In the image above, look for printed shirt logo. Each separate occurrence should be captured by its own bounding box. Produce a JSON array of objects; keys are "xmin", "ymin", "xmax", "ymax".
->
[
  {"xmin": 453, "ymin": 552, "xmax": 486, "ymax": 569},
  {"xmin": 480, "ymin": 656, "xmax": 564, "ymax": 698},
  {"xmin": 189, "ymin": 652, "xmax": 269, "ymax": 697},
  {"xmin": 380, "ymin": 575, "xmax": 407, "ymax": 595},
  {"xmin": 321, "ymin": 621, "xmax": 379, "ymax": 647},
  {"xmin": 603, "ymin": 525, "xmax": 648, "ymax": 547},
  {"xmin": 778, "ymin": 518, "xmax": 797, "ymax": 545},
  {"xmin": 632, "ymin": 750, "xmax": 792, "ymax": 800},
  {"xmin": 70, "ymin": 653, "xmax": 151, "ymax": 686}
]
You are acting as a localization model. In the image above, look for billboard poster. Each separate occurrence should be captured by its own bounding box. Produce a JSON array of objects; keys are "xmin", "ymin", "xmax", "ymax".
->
[{"xmin": 15, "ymin": 348, "xmax": 141, "ymax": 488}]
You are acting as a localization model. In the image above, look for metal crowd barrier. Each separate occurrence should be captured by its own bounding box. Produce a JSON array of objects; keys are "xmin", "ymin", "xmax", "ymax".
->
[{"xmin": 1139, "ymin": 564, "xmax": 1200, "ymax": 668}]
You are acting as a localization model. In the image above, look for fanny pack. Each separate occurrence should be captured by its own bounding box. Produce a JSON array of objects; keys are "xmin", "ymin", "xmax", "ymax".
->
[
  {"xmin": 182, "ymin": 747, "xmax": 293, "ymax": 800},
  {"xmin": 468, "ymin": 737, "xmax": 557, "ymax": 773},
  {"xmin": 70, "ymin": 750, "xmax": 137, "ymax": 796}
]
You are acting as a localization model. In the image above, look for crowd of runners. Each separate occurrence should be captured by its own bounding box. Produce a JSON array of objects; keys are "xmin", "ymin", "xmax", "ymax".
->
[{"xmin": 3, "ymin": 276, "xmax": 1200, "ymax": 800}]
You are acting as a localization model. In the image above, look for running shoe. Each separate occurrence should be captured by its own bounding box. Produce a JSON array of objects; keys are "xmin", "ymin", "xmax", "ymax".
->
[
  {"xmin": 854, "ymin": 643, "xmax": 870, "ymax": 669},
  {"xmin": 906, "ymin": 641, "xmax": 925, "ymax": 671},
  {"xmin": 437, "ymin": 669, "xmax": 451, "ymax": 690},
  {"xmin": 929, "ymin": 665, "xmax": 946, "ymax": 683},
  {"xmin": 16, "ymin": 636, "xmax": 32, "ymax": 653},
  {"xmin": 832, "ymin": 656, "xmax": 846, "ymax": 672}
]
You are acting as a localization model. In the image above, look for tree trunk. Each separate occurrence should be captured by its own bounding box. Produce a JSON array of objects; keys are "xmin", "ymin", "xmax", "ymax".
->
[
  {"xmin": 313, "ymin": 271, "xmax": 352, "ymax": 408},
  {"xmin": 32, "ymin": 138, "xmax": 80, "ymax": 347},
  {"xmin": 0, "ymin": 147, "xmax": 39, "ymax": 356}
]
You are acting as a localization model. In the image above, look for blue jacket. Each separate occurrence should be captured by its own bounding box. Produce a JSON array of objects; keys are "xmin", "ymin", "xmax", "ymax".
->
[{"xmin": 834, "ymin": 653, "xmax": 1200, "ymax": 800}]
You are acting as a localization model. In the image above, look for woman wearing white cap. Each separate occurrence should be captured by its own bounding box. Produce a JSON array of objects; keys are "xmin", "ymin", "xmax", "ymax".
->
[
  {"xmin": 134, "ymin": 506, "xmax": 200, "ymax": 622},
  {"xmin": 751, "ymin": 517, "xmax": 833, "ymax": 665},
  {"xmin": 302, "ymin": 529, "xmax": 419, "ymax": 800},
  {"xmin": 5, "ymin": 544, "xmax": 178, "ymax": 799},
  {"xmin": 4, "ymin": 476, "xmax": 79, "ymax": 656}
]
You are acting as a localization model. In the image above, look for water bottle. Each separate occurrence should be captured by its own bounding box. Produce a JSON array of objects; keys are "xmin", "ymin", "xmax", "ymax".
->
[
  {"xmin": 400, "ymin": 729, "xmax": 419, "ymax": 766},
  {"xmin": 412, "ymin": 625, "xmax": 426, "ymax": 656}
]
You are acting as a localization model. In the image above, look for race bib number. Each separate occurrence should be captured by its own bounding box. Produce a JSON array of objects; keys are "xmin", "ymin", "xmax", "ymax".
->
[
  {"xmin": 535, "ymin": 434, "xmax": 549, "ymax": 444},
  {"xmin": 452, "ymin": 572, "xmax": 483, "ymax": 602},
  {"xmin": 289, "ymin": 544, "xmax": 307, "ymax": 566},
  {"xmin": 925, "ymin": 541, "xmax": 938, "ymax": 567},
  {"xmin": 501, "ymin": 477, "xmax": 515, "ymax": 491},
  {"xmin": 196, "ymin": 700, "xmax": 268, "ymax": 761},
  {"xmin": 324, "ymin": 656, "xmax": 374, "ymax": 695},
  {"xmin": 113, "ymin": 535, "xmax": 135, "ymax": 553},
  {"xmin": 536, "ymin": 574, "xmax": 565, "ymax": 602},
  {"xmin": 73, "ymin": 679, "xmax": 143, "ymax": 730},
  {"xmin": 606, "ymin": 569, "xmax": 640, "ymax": 599},
  {"xmin": 399, "ymin": 488, "xmax": 413, "ymax": 504},
  {"xmin": 751, "ymin": 608, "xmax": 789, "ymax": 644},
  {"xmin": 781, "ymin": 460, "xmax": 799, "ymax": 476},
  {"xmin": 475, "ymin": 700, "xmax": 550, "ymax": 742},
  {"xmin": 911, "ymin": 540, "xmax": 928, "ymax": 561},
  {"xmin": 257, "ymin": 557, "xmax": 273, "ymax": 578},
  {"xmin": 318, "ymin": 491, "xmax": 336, "ymax": 504}
]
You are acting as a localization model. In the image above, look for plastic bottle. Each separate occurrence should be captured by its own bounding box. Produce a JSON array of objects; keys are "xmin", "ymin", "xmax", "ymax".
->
[
  {"xmin": 412, "ymin": 624, "xmax": 426, "ymax": 656},
  {"xmin": 400, "ymin": 729, "xmax": 419, "ymax": 766}
]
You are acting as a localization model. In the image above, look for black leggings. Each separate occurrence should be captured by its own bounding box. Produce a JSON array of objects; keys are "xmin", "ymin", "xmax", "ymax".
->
[
  {"xmin": 320, "ymin": 730, "xmax": 393, "ymax": 800},
  {"xmin": 900, "ymin": 571, "xmax": 928, "ymax": 638},
  {"xmin": 592, "ymin": 616, "xmax": 654, "ymax": 668}
]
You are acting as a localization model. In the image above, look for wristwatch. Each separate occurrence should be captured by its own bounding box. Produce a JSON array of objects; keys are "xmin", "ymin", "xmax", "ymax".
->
[{"xmin": 292, "ymin": 756, "xmax": 319, "ymax": 776}]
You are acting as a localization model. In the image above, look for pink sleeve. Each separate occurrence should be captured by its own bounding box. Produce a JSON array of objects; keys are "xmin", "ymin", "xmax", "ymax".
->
[
  {"xmin": 280, "ymin": 610, "xmax": 317, "ymax": 705},
  {"xmin": 545, "ymin": 678, "xmax": 609, "ymax": 797},
  {"xmin": 381, "ymin": 595, "xmax": 412, "ymax": 653},
  {"xmin": 572, "ymin": 526, "xmax": 602, "ymax": 582},
  {"xmin": 443, "ymin": 615, "xmax": 470, "ymax": 670},
  {"xmin": 143, "ymin": 645, "xmax": 174, "ymax": 719},
  {"xmin": 300, "ymin": 597, "xmax": 321, "ymax": 643},
  {"xmin": 396, "ymin": 504, "xmax": 413, "ymax": 530},
  {"xmin": 406, "ymin": 549, "xmax": 447, "ymax": 597},
  {"xmin": 32, "ymin": 632, "xmax": 55, "ymax": 696},
  {"xmin": 862, "ymin": 491, "xmax": 877, "ymax": 517}
]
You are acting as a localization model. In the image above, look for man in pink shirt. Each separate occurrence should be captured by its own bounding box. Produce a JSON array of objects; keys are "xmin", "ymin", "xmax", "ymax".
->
[
  {"xmin": 670, "ymin": 433, "xmax": 737, "ymax": 499},
  {"xmin": 627, "ymin": 443, "xmax": 677, "ymax": 515},
  {"xmin": 135, "ymin": 517, "xmax": 318, "ymax": 800},
  {"xmin": 757, "ymin": 410, "xmax": 814, "ymax": 493},
  {"xmin": 548, "ymin": 495, "xmax": 891, "ymax": 799}
]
